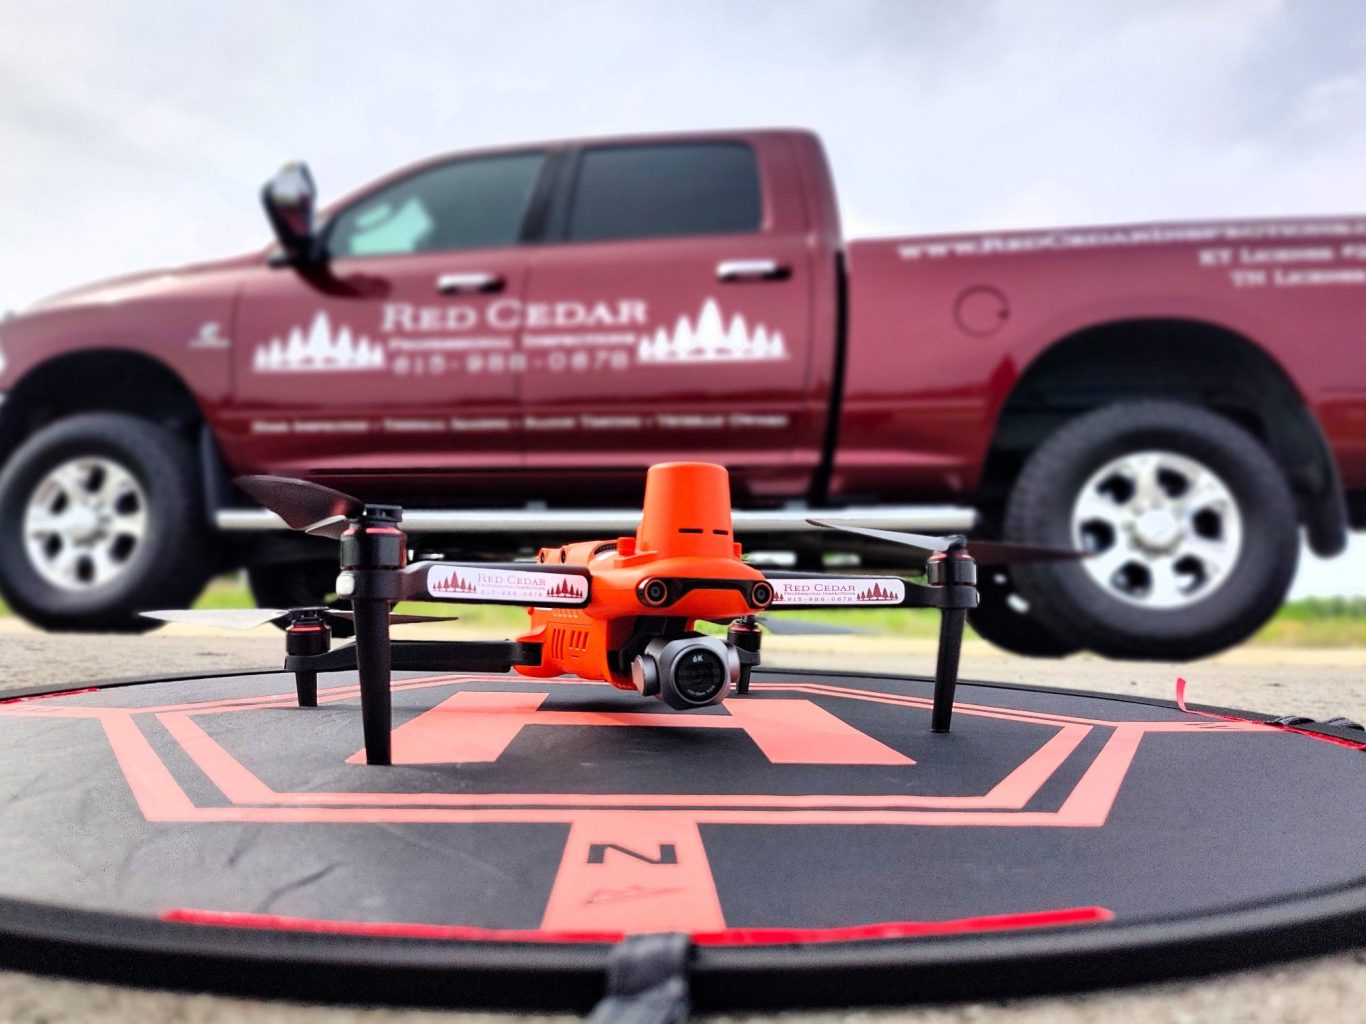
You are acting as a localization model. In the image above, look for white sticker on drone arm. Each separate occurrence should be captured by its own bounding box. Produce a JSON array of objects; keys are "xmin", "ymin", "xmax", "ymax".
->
[
  {"xmin": 425, "ymin": 565, "xmax": 588, "ymax": 604},
  {"xmin": 766, "ymin": 577, "xmax": 905, "ymax": 606}
]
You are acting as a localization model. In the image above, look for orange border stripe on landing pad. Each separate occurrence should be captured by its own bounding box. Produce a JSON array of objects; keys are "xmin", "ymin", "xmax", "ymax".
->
[
  {"xmin": 154, "ymin": 695, "xmax": 1087, "ymax": 812},
  {"xmin": 162, "ymin": 904, "xmax": 1113, "ymax": 946}
]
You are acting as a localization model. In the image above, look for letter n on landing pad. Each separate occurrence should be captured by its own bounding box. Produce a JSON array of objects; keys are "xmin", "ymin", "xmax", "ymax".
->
[
  {"xmin": 351, "ymin": 690, "xmax": 914, "ymax": 766},
  {"xmin": 542, "ymin": 813, "xmax": 725, "ymax": 932}
]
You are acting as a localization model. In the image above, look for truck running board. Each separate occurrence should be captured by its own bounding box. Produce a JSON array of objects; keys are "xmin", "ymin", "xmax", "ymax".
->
[{"xmin": 215, "ymin": 504, "xmax": 977, "ymax": 535}]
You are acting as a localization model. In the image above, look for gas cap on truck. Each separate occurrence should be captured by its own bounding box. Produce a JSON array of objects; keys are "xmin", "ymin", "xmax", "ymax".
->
[{"xmin": 954, "ymin": 285, "xmax": 1010, "ymax": 336}]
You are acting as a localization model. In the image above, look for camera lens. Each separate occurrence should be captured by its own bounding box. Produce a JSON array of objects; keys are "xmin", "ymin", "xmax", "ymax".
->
[
  {"xmin": 672, "ymin": 648, "xmax": 727, "ymax": 704},
  {"xmin": 641, "ymin": 636, "xmax": 737, "ymax": 710},
  {"xmin": 638, "ymin": 578, "xmax": 670, "ymax": 607}
]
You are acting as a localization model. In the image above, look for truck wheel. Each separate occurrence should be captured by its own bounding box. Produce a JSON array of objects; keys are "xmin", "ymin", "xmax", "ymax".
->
[
  {"xmin": 0, "ymin": 413, "xmax": 212, "ymax": 631},
  {"xmin": 247, "ymin": 560, "xmax": 339, "ymax": 610},
  {"xmin": 968, "ymin": 565, "xmax": 1082, "ymax": 657},
  {"xmin": 1005, "ymin": 400, "xmax": 1298, "ymax": 661}
]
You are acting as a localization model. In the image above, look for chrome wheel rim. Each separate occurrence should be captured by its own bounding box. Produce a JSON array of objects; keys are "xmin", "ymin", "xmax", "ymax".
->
[
  {"xmin": 23, "ymin": 457, "xmax": 149, "ymax": 591},
  {"xmin": 1070, "ymin": 450, "xmax": 1243, "ymax": 610}
]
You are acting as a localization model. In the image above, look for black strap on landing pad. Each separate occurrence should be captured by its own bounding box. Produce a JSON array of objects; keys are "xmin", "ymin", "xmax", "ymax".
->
[{"xmin": 587, "ymin": 934, "xmax": 692, "ymax": 1024}]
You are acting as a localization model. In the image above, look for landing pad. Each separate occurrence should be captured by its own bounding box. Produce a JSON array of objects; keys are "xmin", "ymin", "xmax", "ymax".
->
[{"xmin": 0, "ymin": 667, "xmax": 1362, "ymax": 1011}]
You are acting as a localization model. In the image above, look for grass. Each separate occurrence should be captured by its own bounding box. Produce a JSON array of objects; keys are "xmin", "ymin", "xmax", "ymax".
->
[
  {"xmin": 191, "ymin": 576, "xmax": 948, "ymax": 636},
  {"xmin": 180, "ymin": 575, "xmax": 1366, "ymax": 648},
  {"xmin": 192, "ymin": 576, "xmax": 536, "ymax": 631},
  {"xmin": 0, "ymin": 571, "xmax": 1335, "ymax": 646},
  {"xmin": 1253, "ymin": 597, "xmax": 1366, "ymax": 648},
  {"xmin": 192, "ymin": 576, "xmax": 257, "ymax": 610}
]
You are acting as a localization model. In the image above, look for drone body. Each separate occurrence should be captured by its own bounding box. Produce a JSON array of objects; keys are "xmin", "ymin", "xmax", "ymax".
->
[
  {"xmin": 517, "ymin": 462, "xmax": 770, "ymax": 697},
  {"xmin": 148, "ymin": 461, "xmax": 1082, "ymax": 764}
]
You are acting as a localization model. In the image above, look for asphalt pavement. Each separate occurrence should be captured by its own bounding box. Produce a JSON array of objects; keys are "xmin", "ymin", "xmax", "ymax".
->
[{"xmin": 0, "ymin": 621, "xmax": 1361, "ymax": 1024}]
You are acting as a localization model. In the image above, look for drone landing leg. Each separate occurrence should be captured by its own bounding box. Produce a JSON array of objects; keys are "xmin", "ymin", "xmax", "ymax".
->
[
  {"xmin": 931, "ymin": 608, "xmax": 966, "ymax": 733},
  {"xmin": 284, "ymin": 618, "xmax": 330, "ymax": 708},
  {"xmin": 294, "ymin": 670, "xmax": 318, "ymax": 708},
  {"xmin": 351, "ymin": 598, "xmax": 393, "ymax": 766}
]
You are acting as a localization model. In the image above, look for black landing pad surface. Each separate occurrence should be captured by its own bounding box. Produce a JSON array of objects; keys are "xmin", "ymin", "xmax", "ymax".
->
[{"xmin": 0, "ymin": 667, "xmax": 1362, "ymax": 1011}]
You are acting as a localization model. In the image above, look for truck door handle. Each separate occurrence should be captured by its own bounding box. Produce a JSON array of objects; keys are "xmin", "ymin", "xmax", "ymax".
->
[
  {"xmin": 436, "ymin": 272, "xmax": 504, "ymax": 295},
  {"xmin": 716, "ymin": 258, "xmax": 790, "ymax": 282}
]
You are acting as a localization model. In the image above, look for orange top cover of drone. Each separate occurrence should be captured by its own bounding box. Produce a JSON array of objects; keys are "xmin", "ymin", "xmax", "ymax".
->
[{"xmin": 516, "ymin": 462, "xmax": 767, "ymax": 689}]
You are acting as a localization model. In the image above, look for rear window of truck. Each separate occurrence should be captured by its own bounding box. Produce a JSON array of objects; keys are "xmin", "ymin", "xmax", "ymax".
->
[
  {"xmin": 327, "ymin": 151, "xmax": 546, "ymax": 257},
  {"xmin": 565, "ymin": 143, "xmax": 761, "ymax": 242}
]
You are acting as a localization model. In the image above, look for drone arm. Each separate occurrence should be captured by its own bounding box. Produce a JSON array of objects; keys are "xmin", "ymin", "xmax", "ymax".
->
[
  {"xmin": 390, "ymin": 640, "xmax": 543, "ymax": 673},
  {"xmin": 285, "ymin": 640, "xmax": 543, "ymax": 676},
  {"xmin": 902, "ymin": 580, "xmax": 977, "ymax": 611}
]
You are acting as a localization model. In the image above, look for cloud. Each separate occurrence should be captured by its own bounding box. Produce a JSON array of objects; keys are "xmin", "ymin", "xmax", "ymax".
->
[
  {"xmin": 3, "ymin": 1, "xmax": 1364, "ymax": 308},
  {"xmin": 1, "ymin": 0, "xmax": 1364, "ymax": 592}
]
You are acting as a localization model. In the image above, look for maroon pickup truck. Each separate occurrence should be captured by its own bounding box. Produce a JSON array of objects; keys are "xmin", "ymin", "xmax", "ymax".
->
[{"xmin": 2, "ymin": 128, "xmax": 1363, "ymax": 659}]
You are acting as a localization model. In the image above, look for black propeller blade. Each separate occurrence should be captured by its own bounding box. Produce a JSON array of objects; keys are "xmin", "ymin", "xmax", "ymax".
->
[
  {"xmin": 142, "ymin": 607, "xmax": 458, "ymax": 637},
  {"xmin": 236, "ymin": 476, "xmax": 367, "ymax": 540},
  {"xmin": 807, "ymin": 520, "xmax": 1087, "ymax": 566}
]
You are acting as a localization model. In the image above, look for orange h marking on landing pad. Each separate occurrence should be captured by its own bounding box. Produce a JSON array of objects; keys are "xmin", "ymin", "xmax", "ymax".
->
[
  {"xmin": 0, "ymin": 672, "xmax": 1282, "ymax": 936},
  {"xmin": 351, "ymin": 690, "xmax": 916, "ymax": 766}
]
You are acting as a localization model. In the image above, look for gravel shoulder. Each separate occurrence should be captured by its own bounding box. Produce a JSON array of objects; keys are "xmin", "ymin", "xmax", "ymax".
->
[{"xmin": 0, "ymin": 621, "xmax": 1361, "ymax": 1024}]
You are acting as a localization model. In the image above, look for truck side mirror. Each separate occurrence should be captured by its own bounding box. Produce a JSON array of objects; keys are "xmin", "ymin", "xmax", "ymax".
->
[{"xmin": 262, "ymin": 162, "xmax": 319, "ymax": 265}]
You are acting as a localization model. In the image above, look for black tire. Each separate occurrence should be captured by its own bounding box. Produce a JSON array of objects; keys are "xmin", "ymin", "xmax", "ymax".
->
[
  {"xmin": 1006, "ymin": 400, "xmax": 1299, "ymax": 661},
  {"xmin": 247, "ymin": 559, "xmax": 339, "ymax": 612},
  {"xmin": 0, "ymin": 413, "xmax": 213, "ymax": 631},
  {"xmin": 968, "ymin": 565, "xmax": 1082, "ymax": 657}
]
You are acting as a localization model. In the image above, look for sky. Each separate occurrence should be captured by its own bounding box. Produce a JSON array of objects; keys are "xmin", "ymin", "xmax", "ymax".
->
[{"xmin": 2, "ymin": 0, "xmax": 1365, "ymax": 594}]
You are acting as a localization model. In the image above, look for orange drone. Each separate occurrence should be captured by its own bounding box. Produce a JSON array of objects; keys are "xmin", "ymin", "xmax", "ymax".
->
[{"xmin": 149, "ymin": 462, "xmax": 1076, "ymax": 765}]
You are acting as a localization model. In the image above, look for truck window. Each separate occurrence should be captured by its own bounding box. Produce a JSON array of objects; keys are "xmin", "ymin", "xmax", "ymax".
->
[
  {"xmin": 327, "ymin": 151, "xmax": 546, "ymax": 257},
  {"xmin": 565, "ymin": 143, "xmax": 761, "ymax": 242}
]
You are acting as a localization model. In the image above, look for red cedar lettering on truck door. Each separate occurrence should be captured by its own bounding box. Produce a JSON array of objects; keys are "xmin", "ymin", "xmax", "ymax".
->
[
  {"xmin": 230, "ymin": 150, "xmax": 549, "ymax": 474},
  {"xmin": 517, "ymin": 134, "xmax": 820, "ymax": 499}
]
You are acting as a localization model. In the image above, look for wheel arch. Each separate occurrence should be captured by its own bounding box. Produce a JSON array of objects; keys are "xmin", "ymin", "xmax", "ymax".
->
[
  {"xmin": 981, "ymin": 317, "xmax": 1346, "ymax": 556},
  {"xmin": 0, "ymin": 349, "xmax": 207, "ymax": 463}
]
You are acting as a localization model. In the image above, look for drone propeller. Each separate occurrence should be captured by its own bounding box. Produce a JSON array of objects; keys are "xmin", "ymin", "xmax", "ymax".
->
[
  {"xmin": 806, "ymin": 520, "xmax": 1086, "ymax": 566},
  {"xmin": 236, "ymin": 476, "xmax": 368, "ymax": 540},
  {"xmin": 142, "ymin": 607, "xmax": 458, "ymax": 637}
]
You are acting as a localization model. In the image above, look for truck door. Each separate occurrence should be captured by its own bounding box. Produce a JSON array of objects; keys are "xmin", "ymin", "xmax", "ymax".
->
[
  {"xmin": 517, "ymin": 137, "xmax": 818, "ymax": 503},
  {"xmin": 230, "ymin": 150, "xmax": 548, "ymax": 478}
]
